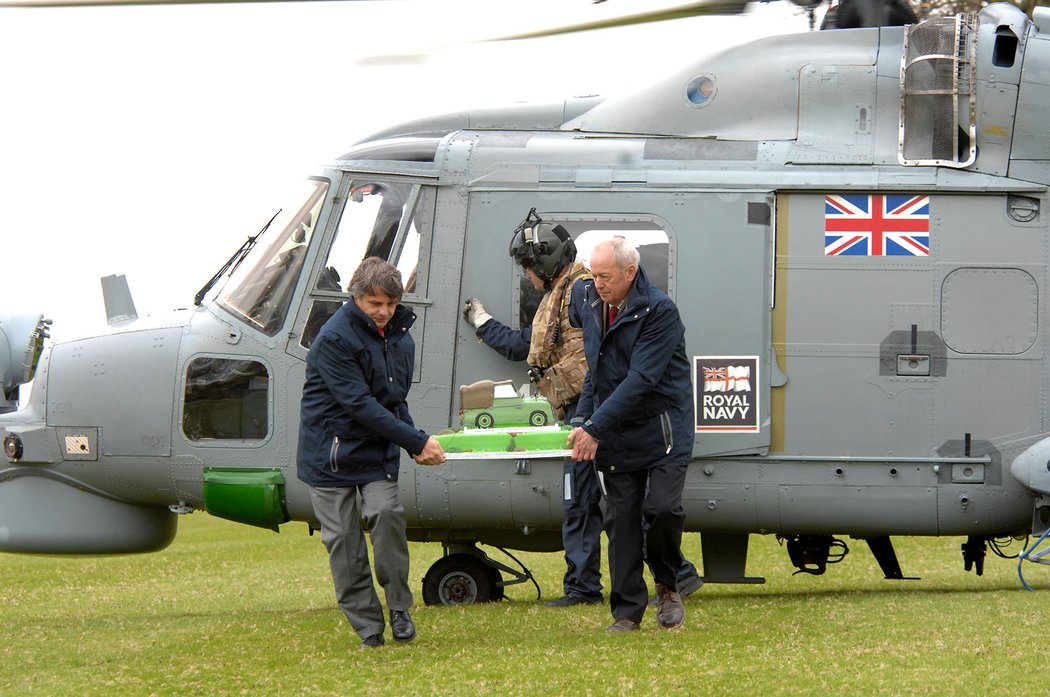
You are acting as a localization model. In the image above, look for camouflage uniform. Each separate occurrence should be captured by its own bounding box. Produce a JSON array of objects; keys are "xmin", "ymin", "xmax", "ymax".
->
[{"xmin": 527, "ymin": 261, "xmax": 591, "ymax": 420}]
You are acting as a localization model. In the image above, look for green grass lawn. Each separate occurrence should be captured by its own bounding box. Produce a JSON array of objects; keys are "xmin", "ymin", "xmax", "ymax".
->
[{"xmin": 2, "ymin": 512, "xmax": 1040, "ymax": 696}]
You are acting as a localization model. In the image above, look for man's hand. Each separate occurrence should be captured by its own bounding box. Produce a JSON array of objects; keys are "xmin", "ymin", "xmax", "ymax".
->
[
  {"xmin": 567, "ymin": 426, "xmax": 598, "ymax": 462},
  {"xmin": 413, "ymin": 436, "xmax": 447, "ymax": 466},
  {"xmin": 461, "ymin": 297, "xmax": 493, "ymax": 329}
]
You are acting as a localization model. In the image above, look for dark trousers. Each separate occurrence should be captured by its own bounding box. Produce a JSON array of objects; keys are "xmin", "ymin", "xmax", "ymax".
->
[
  {"xmin": 603, "ymin": 463, "xmax": 687, "ymax": 623},
  {"xmin": 561, "ymin": 459, "xmax": 604, "ymax": 598}
]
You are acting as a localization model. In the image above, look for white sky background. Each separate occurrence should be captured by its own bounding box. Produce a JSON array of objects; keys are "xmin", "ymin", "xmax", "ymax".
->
[{"xmin": 0, "ymin": 0, "xmax": 815, "ymax": 341}]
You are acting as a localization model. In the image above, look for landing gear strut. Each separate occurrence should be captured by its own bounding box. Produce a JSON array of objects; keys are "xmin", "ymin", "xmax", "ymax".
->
[{"xmin": 421, "ymin": 544, "xmax": 538, "ymax": 606}]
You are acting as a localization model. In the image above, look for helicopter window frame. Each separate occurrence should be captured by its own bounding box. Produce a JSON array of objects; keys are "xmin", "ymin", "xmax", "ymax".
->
[
  {"xmin": 512, "ymin": 214, "xmax": 675, "ymax": 329},
  {"xmin": 215, "ymin": 178, "xmax": 331, "ymax": 337},
  {"xmin": 289, "ymin": 176, "xmax": 436, "ymax": 357},
  {"xmin": 180, "ymin": 354, "xmax": 273, "ymax": 447}
]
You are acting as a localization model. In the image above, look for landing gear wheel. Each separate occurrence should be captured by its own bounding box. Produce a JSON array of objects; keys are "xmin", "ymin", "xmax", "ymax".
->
[
  {"xmin": 422, "ymin": 553, "xmax": 500, "ymax": 605},
  {"xmin": 475, "ymin": 412, "xmax": 494, "ymax": 428},
  {"xmin": 529, "ymin": 410, "xmax": 548, "ymax": 427}
]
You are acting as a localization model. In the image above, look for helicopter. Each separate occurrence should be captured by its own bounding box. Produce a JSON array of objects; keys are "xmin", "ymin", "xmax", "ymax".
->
[{"xmin": 5, "ymin": 0, "xmax": 1050, "ymax": 605}]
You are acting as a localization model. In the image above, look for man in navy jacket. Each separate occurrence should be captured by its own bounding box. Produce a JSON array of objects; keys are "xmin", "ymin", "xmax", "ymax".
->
[
  {"xmin": 568, "ymin": 237, "xmax": 694, "ymax": 632},
  {"xmin": 298, "ymin": 256, "xmax": 445, "ymax": 648}
]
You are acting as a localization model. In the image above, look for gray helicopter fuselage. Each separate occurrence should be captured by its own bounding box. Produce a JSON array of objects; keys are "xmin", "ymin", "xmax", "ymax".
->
[{"xmin": 3, "ymin": 4, "xmax": 1050, "ymax": 589}]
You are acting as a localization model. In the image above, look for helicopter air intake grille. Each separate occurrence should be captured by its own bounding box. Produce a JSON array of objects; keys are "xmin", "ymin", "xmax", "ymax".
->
[{"xmin": 899, "ymin": 13, "xmax": 977, "ymax": 168}]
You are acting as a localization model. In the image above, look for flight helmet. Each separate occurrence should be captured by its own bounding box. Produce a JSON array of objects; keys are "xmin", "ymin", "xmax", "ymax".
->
[{"xmin": 508, "ymin": 208, "xmax": 576, "ymax": 288}]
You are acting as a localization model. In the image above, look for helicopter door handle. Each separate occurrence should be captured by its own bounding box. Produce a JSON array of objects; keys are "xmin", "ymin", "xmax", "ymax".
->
[{"xmin": 896, "ymin": 354, "xmax": 931, "ymax": 377}]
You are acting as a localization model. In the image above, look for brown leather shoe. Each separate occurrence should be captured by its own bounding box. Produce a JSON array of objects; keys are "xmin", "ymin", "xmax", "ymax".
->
[
  {"xmin": 605, "ymin": 617, "xmax": 640, "ymax": 632},
  {"xmin": 655, "ymin": 583, "xmax": 685, "ymax": 629}
]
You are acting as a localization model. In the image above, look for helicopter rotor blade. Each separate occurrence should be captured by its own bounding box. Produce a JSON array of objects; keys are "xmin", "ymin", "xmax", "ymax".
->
[
  {"xmin": 351, "ymin": 0, "xmax": 758, "ymax": 67},
  {"xmin": 486, "ymin": 0, "xmax": 752, "ymax": 42},
  {"xmin": 0, "ymin": 0, "xmax": 293, "ymax": 6}
]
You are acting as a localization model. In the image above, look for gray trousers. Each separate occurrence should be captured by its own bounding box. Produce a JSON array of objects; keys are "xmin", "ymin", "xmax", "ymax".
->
[{"xmin": 309, "ymin": 481, "xmax": 413, "ymax": 639}]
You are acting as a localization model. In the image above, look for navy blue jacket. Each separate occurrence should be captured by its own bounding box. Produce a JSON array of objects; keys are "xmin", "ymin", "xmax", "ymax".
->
[
  {"xmin": 297, "ymin": 300, "xmax": 429, "ymax": 488},
  {"xmin": 475, "ymin": 320, "xmax": 531, "ymax": 362},
  {"xmin": 569, "ymin": 266, "xmax": 694, "ymax": 472}
]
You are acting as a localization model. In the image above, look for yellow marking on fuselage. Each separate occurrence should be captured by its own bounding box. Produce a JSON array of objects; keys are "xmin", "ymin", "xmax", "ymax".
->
[{"xmin": 771, "ymin": 195, "xmax": 788, "ymax": 453}]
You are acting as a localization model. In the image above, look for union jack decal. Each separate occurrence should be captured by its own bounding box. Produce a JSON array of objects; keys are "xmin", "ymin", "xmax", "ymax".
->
[
  {"xmin": 702, "ymin": 366, "xmax": 751, "ymax": 393},
  {"xmin": 824, "ymin": 194, "xmax": 930, "ymax": 256}
]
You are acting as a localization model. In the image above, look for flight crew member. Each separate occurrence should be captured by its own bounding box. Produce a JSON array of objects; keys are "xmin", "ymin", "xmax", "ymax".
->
[
  {"xmin": 297, "ymin": 256, "xmax": 446, "ymax": 649},
  {"xmin": 463, "ymin": 211, "xmax": 704, "ymax": 606},
  {"xmin": 568, "ymin": 237, "xmax": 695, "ymax": 632},
  {"xmin": 461, "ymin": 210, "xmax": 602, "ymax": 607}
]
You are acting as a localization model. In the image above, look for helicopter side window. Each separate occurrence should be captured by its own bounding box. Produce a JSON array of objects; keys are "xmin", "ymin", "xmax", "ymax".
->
[
  {"xmin": 217, "ymin": 180, "xmax": 329, "ymax": 336},
  {"xmin": 182, "ymin": 357, "xmax": 270, "ymax": 442},
  {"xmin": 299, "ymin": 181, "xmax": 424, "ymax": 349},
  {"xmin": 514, "ymin": 221, "xmax": 670, "ymax": 327}
]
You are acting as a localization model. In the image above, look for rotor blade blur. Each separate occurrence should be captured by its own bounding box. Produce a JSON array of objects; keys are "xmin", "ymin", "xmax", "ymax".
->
[
  {"xmin": 0, "ymin": 0, "xmax": 342, "ymax": 5},
  {"xmin": 490, "ymin": 0, "xmax": 752, "ymax": 41},
  {"xmin": 355, "ymin": 0, "xmax": 754, "ymax": 67}
]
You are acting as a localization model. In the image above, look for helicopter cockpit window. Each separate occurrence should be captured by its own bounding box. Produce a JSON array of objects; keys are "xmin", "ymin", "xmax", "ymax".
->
[
  {"xmin": 515, "ymin": 221, "xmax": 670, "ymax": 327},
  {"xmin": 217, "ymin": 179, "xmax": 329, "ymax": 336},
  {"xmin": 322, "ymin": 181, "xmax": 418, "ymax": 290},
  {"xmin": 299, "ymin": 180, "xmax": 424, "ymax": 349},
  {"xmin": 182, "ymin": 357, "xmax": 270, "ymax": 442}
]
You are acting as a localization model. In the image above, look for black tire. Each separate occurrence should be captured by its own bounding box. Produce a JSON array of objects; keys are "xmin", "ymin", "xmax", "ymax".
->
[
  {"xmin": 475, "ymin": 412, "xmax": 494, "ymax": 429},
  {"xmin": 529, "ymin": 410, "xmax": 548, "ymax": 427},
  {"xmin": 422, "ymin": 554, "xmax": 499, "ymax": 606}
]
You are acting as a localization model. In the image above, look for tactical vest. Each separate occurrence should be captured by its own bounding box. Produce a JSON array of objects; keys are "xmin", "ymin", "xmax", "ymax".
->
[{"xmin": 528, "ymin": 262, "xmax": 591, "ymax": 420}]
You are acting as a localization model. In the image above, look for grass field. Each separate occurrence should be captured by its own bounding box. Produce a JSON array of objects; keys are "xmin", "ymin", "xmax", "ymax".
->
[{"xmin": 2, "ymin": 512, "xmax": 1041, "ymax": 696}]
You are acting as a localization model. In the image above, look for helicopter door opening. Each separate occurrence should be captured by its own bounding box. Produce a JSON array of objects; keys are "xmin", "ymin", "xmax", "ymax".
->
[
  {"xmin": 515, "ymin": 222, "xmax": 670, "ymax": 331},
  {"xmin": 457, "ymin": 192, "xmax": 772, "ymax": 458}
]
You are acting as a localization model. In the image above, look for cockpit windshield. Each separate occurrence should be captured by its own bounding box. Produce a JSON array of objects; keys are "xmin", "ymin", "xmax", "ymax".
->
[{"xmin": 217, "ymin": 179, "xmax": 329, "ymax": 335}]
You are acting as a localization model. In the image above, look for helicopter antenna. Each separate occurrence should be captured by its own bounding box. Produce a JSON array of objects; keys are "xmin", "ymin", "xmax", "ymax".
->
[{"xmin": 193, "ymin": 208, "xmax": 281, "ymax": 307}]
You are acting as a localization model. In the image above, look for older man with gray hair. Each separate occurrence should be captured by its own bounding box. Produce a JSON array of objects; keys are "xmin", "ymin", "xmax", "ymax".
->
[{"xmin": 568, "ymin": 237, "xmax": 695, "ymax": 632}]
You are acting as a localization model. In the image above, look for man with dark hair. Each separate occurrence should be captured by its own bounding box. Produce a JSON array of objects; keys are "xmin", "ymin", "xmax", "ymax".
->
[
  {"xmin": 569, "ymin": 237, "xmax": 695, "ymax": 632},
  {"xmin": 298, "ymin": 256, "xmax": 445, "ymax": 649}
]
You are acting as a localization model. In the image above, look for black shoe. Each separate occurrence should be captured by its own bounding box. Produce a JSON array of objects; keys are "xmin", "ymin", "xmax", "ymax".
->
[
  {"xmin": 390, "ymin": 609, "xmax": 416, "ymax": 643},
  {"xmin": 544, "ymin": 594, "xmax": 603, "ymax": 607},
  {"xmin": 360, "ymin": 634, "xmax": 384, "ymax": 648}
]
